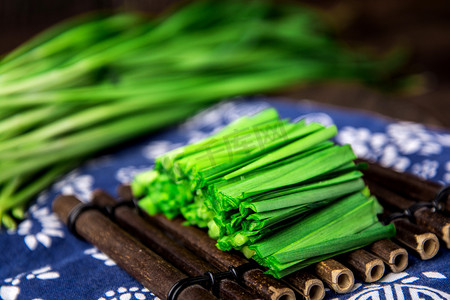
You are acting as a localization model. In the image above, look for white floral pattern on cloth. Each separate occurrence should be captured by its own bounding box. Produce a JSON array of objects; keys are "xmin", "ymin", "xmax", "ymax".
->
[
  {"xmin": 387, "ymin": 123, "xmax": 443, "ymax": 156},
  {"xmin": 0, "ymin": 266, "xmax": 59, "ymax": 300},
  {"xmin": 411, "ymin": 159, "xmax": 440, "ymax": 180},
  {"xmin": 443, "ymin": 162, "xmax": 450, "ymax": 184},
  {"xmin": 336, "ymin": 121, "xmax": 450, "ymax": 175},
  {"xmin": 98, "ymin": 287, "xmax": 156, "ymax": 300},
  {"xmin": 7, "ymin": 203, "xmax": 64, "ymax": 251},
  {"xmin": 84, "ymin": 248, "xmax": 116, "ymax": 266},
  {"xmin": 337, "ymin": 126, "xmax": 409, "ymax": 171},
  {"xmin": 52, "ymin": 169, "xmax": 94, "ymax": 202},
  {"xmin": 342, "ymin": 271, "xmax": 449, "ymax": 300}
]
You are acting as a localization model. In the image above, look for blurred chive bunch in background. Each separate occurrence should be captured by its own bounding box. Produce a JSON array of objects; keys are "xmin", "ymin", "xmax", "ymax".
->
[{"xmin": 0, "ymin": 0, "xmax": 405, "ymax": 228}]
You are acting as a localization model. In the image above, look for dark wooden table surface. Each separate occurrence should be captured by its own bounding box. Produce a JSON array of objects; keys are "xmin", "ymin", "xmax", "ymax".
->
[{"xmin": 1, "ymin": 0, "xmax": 449, "ymax": 129}]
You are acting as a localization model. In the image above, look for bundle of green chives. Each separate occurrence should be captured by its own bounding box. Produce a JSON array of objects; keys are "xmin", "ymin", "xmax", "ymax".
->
[
  {"xmin": 132, "ymin": 108, "xmax": 395, "ymax": 278},
  {"xmin": 0, "ymin": 0, "xmax": 404, "ymax": 228}
]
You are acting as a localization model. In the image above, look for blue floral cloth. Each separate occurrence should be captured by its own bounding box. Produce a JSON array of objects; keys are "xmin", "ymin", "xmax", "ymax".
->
[{"xmin": 1, "ymin": 98, "xmax": 449, "ymax": 300}]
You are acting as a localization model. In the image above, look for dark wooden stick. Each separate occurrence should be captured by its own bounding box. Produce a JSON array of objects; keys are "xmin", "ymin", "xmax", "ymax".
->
[
  {"xmin": 91, "ymin": 189, "xmax": 258, "ymax": 300},
  {"xmin": 314, "ymin": 259, "xmax": 354, "ymax": 294},
  {"xmin": 378, "ymin": 205, "xmax": 439, "ymax": 260},
  {"xmin": 117, "ymin": 185, "xmax": 295, "ymax": 300},
  {"xmin": 358, "ymin": 159, "xmax": 449, "ymax": 211},
  {"xmin": 366, "ymin": 179, "xmax": 415, "ymax": 210},
  {"xmin": 52, "ymin": 195, "xmax": 216, "ymax": 300},
  {"xmin": 367, "ymin": 180, "xmax": 450, "ymax": 248},
  {"xmin": 414, "ymin": 208, "xmax": 450, "ymax": 248},
  {"xmin": 366, "ymin": 239, "xmax": 408, "ymax": 273},
  {"xmin": 148, "ymin": 215, "xmax": 295, "ymax": 300},
  {"xmin": 392, "ymin": 218, "xmax": 440, "ymax": 260},
  {"xmin": 339, "ymin": 249, "xmax": 385, "ymax": 282},
  {"xmin": 117, "ymin": 183, "xmax": 134, "ymax": 201},
  {"xmin": 284, "ymin": 272, "xmax": 325, "ymax": 300}
]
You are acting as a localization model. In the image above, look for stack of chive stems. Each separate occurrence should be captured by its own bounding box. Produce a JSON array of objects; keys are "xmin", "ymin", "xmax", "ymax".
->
[
  {"xmin": 132, "ymin": 108, "xmax": 395, "ymax": 278},
  {"xmin": 0, "ymin": 0, "xmax": 404, "ymax": 228}
]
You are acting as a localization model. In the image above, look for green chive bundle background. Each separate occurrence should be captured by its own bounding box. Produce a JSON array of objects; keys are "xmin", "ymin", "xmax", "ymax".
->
[
  {"xmin": 0, "ymin": 0, "xmax": 403, "ymax": 228},
  {"xmin": 132, "ymin": 108, "xmax": 395, "ymax": 278}
]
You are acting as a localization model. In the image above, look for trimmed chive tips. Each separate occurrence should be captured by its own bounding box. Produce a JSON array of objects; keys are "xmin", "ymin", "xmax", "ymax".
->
[{"xmin": 132, "ymin": 109, "xmax": 395, "ymax": 278}]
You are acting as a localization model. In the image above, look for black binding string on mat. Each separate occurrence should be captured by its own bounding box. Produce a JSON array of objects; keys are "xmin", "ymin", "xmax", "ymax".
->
[
  {"xmin": 117, "ymin": 192, "xmax": 143, "ymax": 217},
  {"xmin": 381, "ymin": 185, "xmax": 450, "ymax": 225},
  {"xmin": 67, "ymin": 203, "xmax": 106, "ymax": 239},
  {"xmin": 381, "ymin": 202, "xmax": 434, "ymax": 225},
  {"xmin": 104, "ymin": 201, "xmax": 137, "ymax": 221},
  {"xmin": 433, "ymin": 185, "xmax": 450, "ymax": 211},
  {"xmin": 167, "ymin": 263, "xmax": 254, "ymax": 300}
]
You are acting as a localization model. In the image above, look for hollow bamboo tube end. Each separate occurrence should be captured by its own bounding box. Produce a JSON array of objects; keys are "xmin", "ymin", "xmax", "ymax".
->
[
  {"xmin": 343, "ymin": 249, "xmax": 385, "ymax": 283},
  {"xmin": 330, "ymin": 268, "xmax": 354, "ymax": 293},
  {"xmin": 242, "ymin": 269, "xmax": 295, "ymax": 300},
  {"xmin": 417, "ymin": 233, "xmax": 440, "ymax": 260},
  {"xmin": 393, "ymin": 219, "xmax": 440, "ymax": 260},
  {"xmin": 364, "ymin": 258, "xmax": 385, "ymax": 283},
  {"xmin": 414, "ymin": 208, "xmax": 450, "ymax": 249},
  {"xmin": 442, "ymin": 223, "xmax": 450, "ymax": 249},
  {"xmin": 270, "ymin": 289, "xmax": 295, "ymax": 300},
  {"xmin": 301, "ymin": 278, "xmax": 325, "ymax": 300},
  {"xmin": 367, "ymin": 239, "xmax": 408, "ymax": 273},
  {"xmin": 314, "ymin": 259, "xmax": 354, "ymax": 294},
  {"xmin": 388, "ymin": 248, "xmax": 409, "ymax": 273},
  {"xmin": 304, "ymin": 278, "xmax": 325, "ymax": 300},
  {"xmin": 285, "ymin": 272, "xmax": 325, "ymax": 300}
]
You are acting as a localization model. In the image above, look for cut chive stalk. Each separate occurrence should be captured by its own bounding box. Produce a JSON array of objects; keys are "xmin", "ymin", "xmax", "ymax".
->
[
  {"xmin": 242, "ymin": 179, "xmax": 365, "ymax": 213},
  {"xmin": 272, "ymin": 223, "xmax": 395, "ymax": 264},
  {"xmin": 224, "ymin": 125, "xmax": 337, "ymax": 179},
  {"xmin": 134, "ymin": 108, "xmax": 394, "ymax": 278}
]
